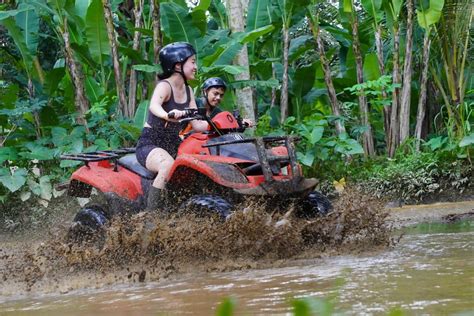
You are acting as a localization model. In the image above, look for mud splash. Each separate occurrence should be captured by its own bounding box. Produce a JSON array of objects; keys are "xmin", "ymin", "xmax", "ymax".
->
[{"xmin": 0, "ymin": 189, "xmax": 393, "ymax": 296}]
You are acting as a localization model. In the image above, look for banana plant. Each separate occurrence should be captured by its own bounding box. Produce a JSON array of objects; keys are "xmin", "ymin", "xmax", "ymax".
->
[
  {"xmin": 430, "ymin": 0, "xmax": 470, "ymax": 139},
  {"xmin": 383, "ymin": 0, "xmax": 404, "ymax": 157},
  {"xmin": 274, "ymin": 0, "xmax": 311, "ymax": 123},
  {"xmin": 360, "ymin": 0, "xmax": 393, "ymax": 143},
  {"xmin": 0, "ymin": 3, "xmax": 43, "ymax": 84},
  {"xmin": 342, "ymin": 0, "xmax": 376, "ymax": 156}
]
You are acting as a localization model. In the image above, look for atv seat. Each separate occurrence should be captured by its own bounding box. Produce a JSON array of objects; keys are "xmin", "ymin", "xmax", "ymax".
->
[{"xmin": 118, "ymin": 154, "xmax": 157, "ymax": 180}]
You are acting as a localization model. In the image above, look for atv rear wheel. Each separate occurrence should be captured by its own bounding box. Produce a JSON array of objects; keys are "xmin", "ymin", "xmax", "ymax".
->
[
  {"xmin": 296, "ymin": 191, "xmax": 332, "ymax": 218},
  {"xmin": 180, "ymin": 195, "xmax": 233, "ymax": 220},
  {"xmin": 67, "ymin": 205, "xmax": 108, "ymax": 242},
  {"xmin": 73, "ymin": 205, "xmax": 108, "ymax": 229}
]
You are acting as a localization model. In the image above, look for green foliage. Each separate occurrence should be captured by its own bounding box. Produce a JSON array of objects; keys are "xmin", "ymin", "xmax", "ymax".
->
[
  {"xmin": 256, "ymin": 112, "xmax": 364, "ymax": 179},
  {"xmin": 416, "ymin": 0, "xmax": 444, "ymax": 29},
  {"xmin": 292, "ymin": 297, "xmax": 334, "ymax": 316},
  {"xmin": 352, "ymin": 148, "xmax": 472, "ymax": 202},
  {"xmin": 1, "ymin": 0, "xmax": 471, "ymax": 211},
  {"xmin": 0, "ymin": 168, "xmax": 27, "ymax": 193},
  {"xmin": 215, "ymin": 297, "xmax": 236, "ymax": 316}
]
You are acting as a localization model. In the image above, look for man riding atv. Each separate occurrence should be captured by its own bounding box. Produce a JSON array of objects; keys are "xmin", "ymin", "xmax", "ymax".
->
[{"xmin": 180, "ymin": 77, "xmax": 254, "ymax": 139}]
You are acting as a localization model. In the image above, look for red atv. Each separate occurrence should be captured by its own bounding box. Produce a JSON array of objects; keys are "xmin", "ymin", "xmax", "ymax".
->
[{"xmin": 61, "ymin": 108, "xmax": 331, "ymax": 232}]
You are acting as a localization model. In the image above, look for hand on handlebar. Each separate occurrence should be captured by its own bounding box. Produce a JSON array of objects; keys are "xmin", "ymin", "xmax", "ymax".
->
[
  {"xmin": 168, "ymin": 109, "xmax": 199, "ymax": 120},
  {"xmin": 168, "ymin": 109, "xmax": 186, "ymax": 120},
  {"xmin": 242, "ymin": 119, "xmax": 254, "ymax": 127}
]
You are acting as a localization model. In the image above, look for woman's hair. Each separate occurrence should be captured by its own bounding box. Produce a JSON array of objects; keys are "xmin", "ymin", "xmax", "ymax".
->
[{"xmin": 157, "ymin": 71, "xmax": 172, "ymax": 80}]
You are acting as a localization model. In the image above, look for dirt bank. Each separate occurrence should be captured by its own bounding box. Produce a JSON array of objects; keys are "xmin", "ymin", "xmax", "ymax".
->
[{"xmin": 388, "ymin": 200, "xmax": 474, "ymax": 228}]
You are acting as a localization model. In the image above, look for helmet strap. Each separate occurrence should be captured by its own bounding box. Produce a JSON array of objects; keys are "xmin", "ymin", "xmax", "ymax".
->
[
  {"xmin": 178, "ymin": 62, "xmax": 188, "ymax": 86},
  {"xmin": 203, "ymin": 90, "xmax": 211, "ymax": 107}
]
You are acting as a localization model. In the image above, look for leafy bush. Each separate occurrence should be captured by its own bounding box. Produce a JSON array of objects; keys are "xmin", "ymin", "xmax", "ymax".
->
[
  {"xmin": 352, "ymin": 149, "xmax": 472, "ymax": 203},
  {"xmin": 256, "ymin": 112, "xmax": 363, "ymax": 178},
  {"xmin": 0, "ymin": 102, "xmax": 137, "ymax": 206}
]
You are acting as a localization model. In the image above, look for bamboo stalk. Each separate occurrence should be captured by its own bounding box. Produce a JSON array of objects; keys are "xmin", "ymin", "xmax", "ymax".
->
[
  {"xmin": 102, "ymin": 0, "xmax": 128, "ymax": 117},
  {"xmin": 151, "ymin": 0, "xmax": 162, "ymax": 84},
  {"xmin": 307, "ymin": 14, "xmax": 346, "ymax": 136},
  {"xmin": 388, "ymin": 26, "xmax": 401, "ymax": 158},
  {"xmin": 60, "ymin": 18, "xmax": 89, "ymax": 127},
  {"xmin": 280, "ymin": 26, "xmax": 289, "ymax": 123},
  {"xmin": 414, "ymin": 33, "xmax": 431, "ymax": 151},
  {"xmin": 351, "ymin": 8, "xmax": 375, "ymax": 156},
  {"xmin": 127, "ymin": 0, "xmax": 144, "ymax": 118},
  {"xmin": 375, "ymin": 24, "xmax": 390, "ymax": 145},
  {"xmin": 399, "ymin": 0, "xmax": 414, "ymax": 144}
]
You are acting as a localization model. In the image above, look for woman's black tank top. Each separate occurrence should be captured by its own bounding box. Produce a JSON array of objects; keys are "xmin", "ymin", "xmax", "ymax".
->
[{"xmin": 146, "ymin": 80, "xmax": 191, "ymax": 132}]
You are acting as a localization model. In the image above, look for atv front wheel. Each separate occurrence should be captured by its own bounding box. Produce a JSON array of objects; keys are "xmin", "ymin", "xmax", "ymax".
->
[
  {"xmin": 180, "ymin": 195, "xmax": 233, "ymax": 220},
  {"xmin": 296, "ymin": 191, "xmax": 332, "ymax": 218}
]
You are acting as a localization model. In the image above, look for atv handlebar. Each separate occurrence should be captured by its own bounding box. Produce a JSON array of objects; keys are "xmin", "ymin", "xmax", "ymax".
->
[
  {"xmin": 171, "ymin": 108, "xmax": 248, "ymax": 135},
  {"xmin": 168, "ymin": 108, "xmax": 203, "ymax": 121}
]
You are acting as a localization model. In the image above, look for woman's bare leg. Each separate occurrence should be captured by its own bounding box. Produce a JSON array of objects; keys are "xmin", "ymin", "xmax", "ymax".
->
[{"xmin": 145, "ymin": 148, "xmax": 174, "ymax": 189}]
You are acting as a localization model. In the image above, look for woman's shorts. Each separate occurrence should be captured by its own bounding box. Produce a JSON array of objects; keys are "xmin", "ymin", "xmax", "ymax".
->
[{"xmin": 136, "ymin": 127, "xmax": 181, "ymax": 167}]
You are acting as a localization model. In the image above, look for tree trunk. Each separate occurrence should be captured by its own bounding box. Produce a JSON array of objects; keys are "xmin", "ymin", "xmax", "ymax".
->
[
  {"xmin": 351, "ymin": 12, "xmax": 375, "ymax": 156},
  {"xmin": 227, "ymin": 0, "xmax": 255, "ymax": 125},
  {"xmin": 280, "ymin": 27, "xmax": 289, "ymax": 123},
  {"xmin": 375, "ymin": 24, "xmax": 390, "ymax": 145},
  {"xmin": 27, "ymin": 79, "xmax": 41, "ymax": 140},
  {"xmin": 388, "ymin": 26, "xmax": 401, "ymax": 157},
  {"xmin": 127, "ymin": 0, "xmax": 144, "ymax": 118},
  {"xmin": 271, "ymin": 62, "xmax": 277, "ymax": 108},
  {"xmin": 399, "ymin": 0, "xmax": 414, "ymax": 144},
  {"xmin": 415, "ymin": 33, "xmax": 431, "ymax": 151},
  {"xmin": 151, "ymin": 0, "xmax": 162, "ymax": 84},
  {"xmin": 102, "ymin": 0, "xmax": 128, "ymax": 117},
  {"xmin": 60, "ymin": 19, "xmax": 89, "ymax": 126},
  {"xmin": 308, "ymin": 16, "xmax": 346, "ymax": 135}
]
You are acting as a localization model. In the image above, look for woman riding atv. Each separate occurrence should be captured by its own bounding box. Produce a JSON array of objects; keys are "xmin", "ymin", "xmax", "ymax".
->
[{"xmin": 136, "ymin": 42, "xmax": 208, "ymax": 210}]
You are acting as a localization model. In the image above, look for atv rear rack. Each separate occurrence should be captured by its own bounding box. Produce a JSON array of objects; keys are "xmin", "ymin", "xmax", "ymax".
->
[
  {"xmin": 203, "ymin": 136, "xmax": 302, "ymax": 183},
  {"xmin": 60, "ymin": 148, "xmax": 135, "ymax": 169}
]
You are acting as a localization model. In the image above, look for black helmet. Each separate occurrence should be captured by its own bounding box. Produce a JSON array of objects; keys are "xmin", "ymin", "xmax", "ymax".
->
[
  {"xmin": 159, "ymin": 42, "xmax": 196, "ymax": 74},
  {"xmin": 202, "ymin": 77, "xmax": 227, "ymax": 92}
]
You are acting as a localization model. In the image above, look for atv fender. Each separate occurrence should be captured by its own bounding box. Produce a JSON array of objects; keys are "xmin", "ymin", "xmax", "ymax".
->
[
  {"xmin": 70, "ymin": 162, "xmax": 143, "ymax": 200},
  {"xmin": 168, "ymin": 154, "xmax": 251, "ymax": 189}
]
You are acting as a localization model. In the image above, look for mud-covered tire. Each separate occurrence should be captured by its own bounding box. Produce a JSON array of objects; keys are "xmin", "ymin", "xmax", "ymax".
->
[
  {"xmin": 180, "ymin": 195, "xmax": 233, "ymax": 220},
  {"xmin": 67, "ymin": 205, "xmax": 108, "ymax": 242},
  {"xmin": 296, "ymin": 191, "xmax": 332, "ymax": 218},
  {"xmin": 73, "ymin": 205, "xmax": 108, "ymax": 229}
]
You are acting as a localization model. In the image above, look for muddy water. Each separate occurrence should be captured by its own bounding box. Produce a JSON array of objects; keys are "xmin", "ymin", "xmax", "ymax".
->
[
  {"xmin": 1, "ymin": 220, "xmax": 473, "ymax": 315},
  {"xmin": 1, "ymin": 192, "xmax": 473, "ymax": 315}
]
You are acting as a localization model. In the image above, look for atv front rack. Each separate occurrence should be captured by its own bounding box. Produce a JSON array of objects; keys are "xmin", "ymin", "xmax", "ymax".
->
[
  {"xmin": 60, "ymin": 148, "xmax": 135, "ymax": 169},
  {"xmin": 203, "ymin": 136, "xmax": 302, "ymax": 183}
]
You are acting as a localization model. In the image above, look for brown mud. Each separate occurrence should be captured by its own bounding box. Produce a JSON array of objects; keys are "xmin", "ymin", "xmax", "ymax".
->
[{"xmin": 2, "ymin": 188, "xmax": 471, "ymax": 297}]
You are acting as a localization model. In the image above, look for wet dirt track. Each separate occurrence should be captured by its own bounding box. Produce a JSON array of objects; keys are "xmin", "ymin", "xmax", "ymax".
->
[
  {"xmin": 1, "ymin": 190, "xmax": 472, "ymax": 300},
  {"xmin": 0, "ymin": 189, "xmax": 394, "ymax": 297}
]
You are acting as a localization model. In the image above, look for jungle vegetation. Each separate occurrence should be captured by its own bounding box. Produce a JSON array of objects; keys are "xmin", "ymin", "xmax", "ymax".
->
[{"xmin": 0, "ymin": 0, "xmax": 472, "ymax": 209}]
